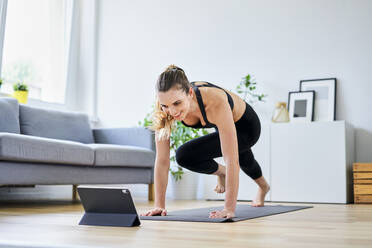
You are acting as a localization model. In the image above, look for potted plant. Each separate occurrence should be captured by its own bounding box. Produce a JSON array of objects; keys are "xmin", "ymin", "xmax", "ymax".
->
[
  {"xmin": 235, "ymin": 74, "xmax": 267, "ymax": 104},
  {"xmin": 13, "ymin": 81, "xmax": 29, "ymax": 104}
]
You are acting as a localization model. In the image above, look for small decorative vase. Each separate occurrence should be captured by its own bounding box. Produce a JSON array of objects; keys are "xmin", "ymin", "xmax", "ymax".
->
[
  {"xmin": 272, "ymin": 102, "xmax": 289, "ymax": 123},
  {"xmin": 13, "ymin": 90, "xmax": 28, "ymax": 104}
]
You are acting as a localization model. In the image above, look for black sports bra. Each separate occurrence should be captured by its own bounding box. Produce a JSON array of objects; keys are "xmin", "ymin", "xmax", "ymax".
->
[{"xmin": 181, "ymin": 81, "xmax": 234, "ymax": 129}]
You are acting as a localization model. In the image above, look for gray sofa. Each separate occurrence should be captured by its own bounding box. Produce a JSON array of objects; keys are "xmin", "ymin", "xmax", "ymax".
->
[{"xmin": 0, "ymin": 97, "xmax": 155, "ymax": 200}]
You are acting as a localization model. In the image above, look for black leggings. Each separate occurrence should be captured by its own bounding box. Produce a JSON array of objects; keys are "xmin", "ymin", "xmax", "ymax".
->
[{"xmin": 175, "ymin": 102, "xmax": 262, "ymax": 180}]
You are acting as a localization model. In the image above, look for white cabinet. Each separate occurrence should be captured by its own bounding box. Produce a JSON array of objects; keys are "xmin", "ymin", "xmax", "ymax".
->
[{"xmin": 270, "ymin": 121, "xmax": 354, "ymax": 203}]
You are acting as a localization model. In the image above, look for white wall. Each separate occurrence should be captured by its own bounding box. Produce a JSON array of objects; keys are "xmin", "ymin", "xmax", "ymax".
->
[{"xmin": 90, "ymin": 0, "xmax": 372, "ymax": 162}]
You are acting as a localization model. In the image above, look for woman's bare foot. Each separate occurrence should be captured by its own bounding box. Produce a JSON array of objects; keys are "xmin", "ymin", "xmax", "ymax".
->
[
  {"xmin": 251, "ymin": 184, "xmax": 270, "ymax": 207},
  {"xmin": 213, "ymin": 164, "xmax": 226, "ymax": 194},
  {"xmin": 214, "ymin": 174, "xmax": 225, "ymax": 193}
]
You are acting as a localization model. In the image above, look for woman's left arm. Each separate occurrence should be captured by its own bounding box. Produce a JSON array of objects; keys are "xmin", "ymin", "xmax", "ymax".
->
[{"xmin": 209, "ymin": 99, "xmax": 240, "ymax": 216}]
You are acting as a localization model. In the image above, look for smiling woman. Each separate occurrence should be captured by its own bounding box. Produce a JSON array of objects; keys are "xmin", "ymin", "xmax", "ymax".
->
[{"xmin": 142, "ymin": 65, "xmax": 270, "ymax": 219}]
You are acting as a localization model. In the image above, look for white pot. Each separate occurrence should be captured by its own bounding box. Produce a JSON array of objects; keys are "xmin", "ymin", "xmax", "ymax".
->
[{"xmin": 167, "ymin": 169, "xmax": 199, "ymax": 200}]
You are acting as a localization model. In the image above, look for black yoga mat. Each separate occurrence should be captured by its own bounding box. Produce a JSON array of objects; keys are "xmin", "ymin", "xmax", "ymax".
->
[{"xmin": 140, "ymin": 204, "xmax": 312, "ymax": 223}]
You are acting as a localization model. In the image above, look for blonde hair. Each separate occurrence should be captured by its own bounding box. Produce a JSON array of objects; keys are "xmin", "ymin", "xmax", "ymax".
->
[{"xmin": 150, "ymin": 65, "xmax": 190, "ymax": 141}]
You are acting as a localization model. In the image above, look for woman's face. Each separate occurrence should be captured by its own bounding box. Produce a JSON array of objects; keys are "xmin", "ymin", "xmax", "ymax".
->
[{"xmin": 157, "ymin": 86, "xmax": 193, "ymax": 121}]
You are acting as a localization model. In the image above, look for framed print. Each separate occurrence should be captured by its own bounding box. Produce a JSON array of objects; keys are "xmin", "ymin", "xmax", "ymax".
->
[
  {"xmin": 299, "ymin": 78, "xmax": 336, "ymax": 121},
  {"xmin": 288, "ymin": 91, "xmax": 315, "ymax": 123}
]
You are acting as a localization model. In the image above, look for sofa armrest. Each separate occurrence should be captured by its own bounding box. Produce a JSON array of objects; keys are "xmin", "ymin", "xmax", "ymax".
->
[{"xmin": 92, "ymin": 127, "xmax": 155, "ymax": 152}]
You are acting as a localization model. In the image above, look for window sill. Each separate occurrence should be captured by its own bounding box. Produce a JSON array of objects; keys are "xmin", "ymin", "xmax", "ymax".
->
[
  {"xmin": 1, "ymin": 91, "xmax": 66, "ymax": 110},
  {"xmin": 0, "ymin": 92, "xmax": 11, "ymax": 97}
]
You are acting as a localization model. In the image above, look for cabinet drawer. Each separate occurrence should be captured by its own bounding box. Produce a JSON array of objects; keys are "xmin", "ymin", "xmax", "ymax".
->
[
  {"xmin": 353, "ymin": 173, "xmax": 372, "ymax": 179},
  {"xmin": 353, "ymin": 163, "xmax": 372, "ymax": 172},
  {"xmin": 354, "ymin": 185, "xmax": 372, "ymax": 195},
  {"xmin": 354, "ymin": 195, "xmax": 372, "ymax": 203},
  {"xmin": 354, "ymin": 179, "xmax": 372, "ymax": 184}
]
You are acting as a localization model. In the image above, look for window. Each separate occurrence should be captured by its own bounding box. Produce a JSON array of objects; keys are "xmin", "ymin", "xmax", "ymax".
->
[{"xmin": 1, "ymin": 0, "xmax": 71, "ymax": 104}]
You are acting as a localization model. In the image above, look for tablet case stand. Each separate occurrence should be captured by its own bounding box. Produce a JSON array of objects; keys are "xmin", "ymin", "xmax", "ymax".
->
[
  {"xmin": 79, "ymin": 213, "xmax": 140, "ymax": 227},
  {"xmin": 77, "ymin": 186, "xmax": 141, "ymax": 227}
]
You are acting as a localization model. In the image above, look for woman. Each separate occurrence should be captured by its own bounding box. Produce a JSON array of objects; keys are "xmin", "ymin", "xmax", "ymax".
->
[{"xmin": 141, "ymin": 65, "xmax": 270, "ymax": 219}]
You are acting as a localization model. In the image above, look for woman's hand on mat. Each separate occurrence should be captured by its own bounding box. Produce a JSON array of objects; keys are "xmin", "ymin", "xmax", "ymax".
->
[
  {"xmin": 141, "ymin": 207, "xmax": 167, "ymax": 216},
  {"xmin": 209, "ymin": 209, "xmax": 235, "ymax": 219}
]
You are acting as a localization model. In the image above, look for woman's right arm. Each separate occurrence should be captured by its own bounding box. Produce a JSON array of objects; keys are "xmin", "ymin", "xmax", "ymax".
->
[
  {"xmin": 141, "ymin": 132, "xmax": 170, "ymax": 216},
  {"xmin": 154, "ymin": 131, "xmax": 171, "ymax": 209}
]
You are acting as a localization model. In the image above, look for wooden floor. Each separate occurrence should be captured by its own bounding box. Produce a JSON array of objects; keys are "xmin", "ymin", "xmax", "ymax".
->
[{"xmin": 0, "ymin": 198, "xmax": 371, "ymax": 248}]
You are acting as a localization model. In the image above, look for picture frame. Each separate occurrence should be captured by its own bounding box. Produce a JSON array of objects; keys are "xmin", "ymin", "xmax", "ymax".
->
[
  {"xmin": 299, "ymin": 78, "xmax": 337, "ymax": 121},
  {"xmin": 288, "ymin": 91, "xmax": 315, "ymax": 123}
]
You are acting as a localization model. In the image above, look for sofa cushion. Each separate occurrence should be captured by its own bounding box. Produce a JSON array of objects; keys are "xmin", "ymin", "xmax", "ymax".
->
[
  {"xmin": 0, "ymin": 133, "xmax": 94, "ymax": 165},
  {"xmin": 0, "ymin": 97, "xmax": 20, "ymax": 134},
  {"xmin": 19, "ymin": 105, "xmax": 94, "ymax": 144},
  {"xmin": 87, "ymin": 144, "xmax": 155, "ymax": 167}
]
